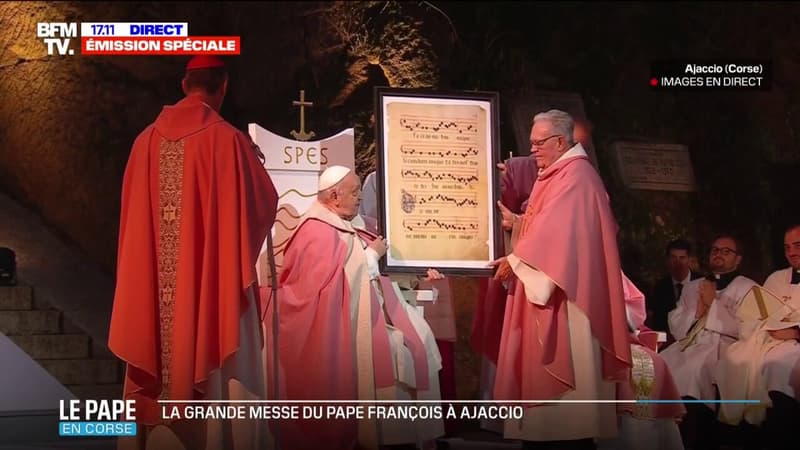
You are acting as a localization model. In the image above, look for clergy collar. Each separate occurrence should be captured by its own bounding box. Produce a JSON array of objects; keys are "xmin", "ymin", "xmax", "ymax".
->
[
  {"xmin": 351, "ymin": 214, "xmax": 367, "ymax": 231},
  {"xmin": 711, "ymin": 271, "xmax": 739, "ymax": 290},
  {"xmin": 791, "ymin": 269, "xmax": 800, "ymax": 285},
  {"xmin": 538, "ymin": 143, "xmax": 587, "ymax": 176},
  {"xmin": 561, "ymin": 142, "xmax": 588, "ymax": 161},
  {"xmin": 307, "ymin": 200, "xmax": 355, "ymax": 233}
]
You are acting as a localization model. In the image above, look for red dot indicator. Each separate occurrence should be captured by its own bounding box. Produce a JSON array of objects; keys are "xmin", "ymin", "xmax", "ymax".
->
[{"xmin": 650, "ymin": 78, "xmax": 658, "ymax": 86}]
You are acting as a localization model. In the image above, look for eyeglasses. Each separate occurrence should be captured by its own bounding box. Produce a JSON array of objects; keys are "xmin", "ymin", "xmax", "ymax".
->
[
  {"xmin": 531, "ymin": 134, "xmax": 562, "ymax": 148},
  {"xmin": 710, "ymin": 247, "xmax": 738, "ymax": 256}
]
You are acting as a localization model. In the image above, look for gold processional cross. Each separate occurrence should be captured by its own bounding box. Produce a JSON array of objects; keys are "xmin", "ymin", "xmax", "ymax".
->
[{"xmin": 291, "ymin": 90, "xmax": 315, "ymax": 141}]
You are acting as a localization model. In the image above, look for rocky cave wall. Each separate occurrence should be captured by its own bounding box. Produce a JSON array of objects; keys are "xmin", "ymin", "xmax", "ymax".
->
[
  {"xmin": 2, "ymin": 1, "xmax": 800, "ymax": 398},
  {"xmin": 0, "ymin": 1, "xmax": 452, "ymax": 273}
]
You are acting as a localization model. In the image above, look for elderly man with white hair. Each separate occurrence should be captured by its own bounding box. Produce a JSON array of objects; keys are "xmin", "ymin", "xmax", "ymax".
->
[
  {"xmin": 491, "ymin": 110, "xmax": 633, "ymax": 449},
  {"xmin": 263, "ymin": 166, "xmax": 441, "ymax": 450}
]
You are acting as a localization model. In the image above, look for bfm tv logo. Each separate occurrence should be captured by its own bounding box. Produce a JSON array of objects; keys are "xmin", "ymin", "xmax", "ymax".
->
[{"xmin": 37, "ymin": 22, "xmax": 77, "ymax": 56}]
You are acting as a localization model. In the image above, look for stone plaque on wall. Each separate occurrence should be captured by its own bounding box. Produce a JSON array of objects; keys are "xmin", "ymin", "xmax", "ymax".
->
[
  {"xmin": 507, "ymin": 88, "xmax": 598, "ymax": 166},
  {"xmin": 612, "ymin": 141, "xmax": 697, "ymax": 192}
]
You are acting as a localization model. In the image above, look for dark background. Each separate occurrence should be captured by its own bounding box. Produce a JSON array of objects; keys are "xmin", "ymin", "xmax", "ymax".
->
[{"xmin": 1, "ymin": 0, "xmax": 799, "ymax": 288}]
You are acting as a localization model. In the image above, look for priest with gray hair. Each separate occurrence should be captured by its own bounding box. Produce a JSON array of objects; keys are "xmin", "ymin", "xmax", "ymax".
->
[{"xmin": 491, "ymin": 109, "xmax": 633, "ymax": 449}]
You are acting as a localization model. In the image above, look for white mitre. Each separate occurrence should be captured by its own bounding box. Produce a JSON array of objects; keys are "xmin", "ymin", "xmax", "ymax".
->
[{"xmin": 318, "ymin": 165, "xmax": 352, "ymax": 191}]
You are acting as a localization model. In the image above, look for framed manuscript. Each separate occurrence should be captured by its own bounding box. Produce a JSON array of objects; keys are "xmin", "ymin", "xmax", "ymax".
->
[{"xmin": 374, "ymin": 87, "xmax": 502, "ymax": 276}]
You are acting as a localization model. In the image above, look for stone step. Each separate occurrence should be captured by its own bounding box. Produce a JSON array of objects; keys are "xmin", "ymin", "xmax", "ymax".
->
[
  {"xmin": 0, "ymin": 412, "xmax": 64, "ymax": 449},
  {"xmin": 37, "ymin": 359, "xmax": 121, "ymax": 386},
  {"xmin": 0, "ymin": 286, "xmax": 33, "ymax": 310},
  {"xmin": 9, "ymin": 334, "xmax": 89, "ymax": 359},
  {"xmin": 91, "ymin": 342, "xmax": 116, "ymax": 359},
  {"xmin": 68, "ymin": 384, "xmax": 123, "ymax": 401},
  {"xmin": 0, "ymin": 310, "xmax": 61, "ymax": 335}
]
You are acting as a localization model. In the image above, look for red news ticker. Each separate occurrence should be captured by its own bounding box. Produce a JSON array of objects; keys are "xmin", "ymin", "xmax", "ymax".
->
[{"xmin": 81, "ymin": 36, "xmax": 240, "ymax": 55}]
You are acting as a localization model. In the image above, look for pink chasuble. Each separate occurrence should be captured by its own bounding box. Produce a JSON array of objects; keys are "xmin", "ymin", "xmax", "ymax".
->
[
  {"xmin": 494, "ymin": 154, "xmax": 632, "ymax": 404},
  {"xmin": 263, "ymin": 219, "xmax": 356, "ymax": 450},
  {"xmin": 262, "ymin": 216, "xmax": 393, "ymax": 450},
  {"xmin": 471, "ymin": 156, "xmax": 538, "ymax": 364}
]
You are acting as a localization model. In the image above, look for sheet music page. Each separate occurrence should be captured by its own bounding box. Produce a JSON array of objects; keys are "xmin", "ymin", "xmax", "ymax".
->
[{"xmin": 385, "ymin": 101, "xmax": 490, "ymax": 262}]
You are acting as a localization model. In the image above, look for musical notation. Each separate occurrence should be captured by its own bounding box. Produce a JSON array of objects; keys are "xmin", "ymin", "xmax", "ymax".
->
[
  {"xmin": 401, "ymin": 169, "xmax": 479, "ymax": 185},
  {"xmin": 385, "ymin": 101, "xmax": 489, "ymax": 261},
  {"xmin": 403, "ymin": 217, "xmax": 480, "ymax": 233},
  {"xmin": 400, "ymin": 144, "xmax": 479, "ymax": 159},
  {"xmin": 399, "ymin": 116, "xmax": 478, "ymax": 134},
  {"xmin": 410, "ymin": 191, "xmax": 478, "ymax": 207}
]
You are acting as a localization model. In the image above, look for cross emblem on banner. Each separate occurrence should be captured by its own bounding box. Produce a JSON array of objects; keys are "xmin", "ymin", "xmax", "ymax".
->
[{"xmin": 291, "ymin": 90, "xmax": 315, "ymax": 141}]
